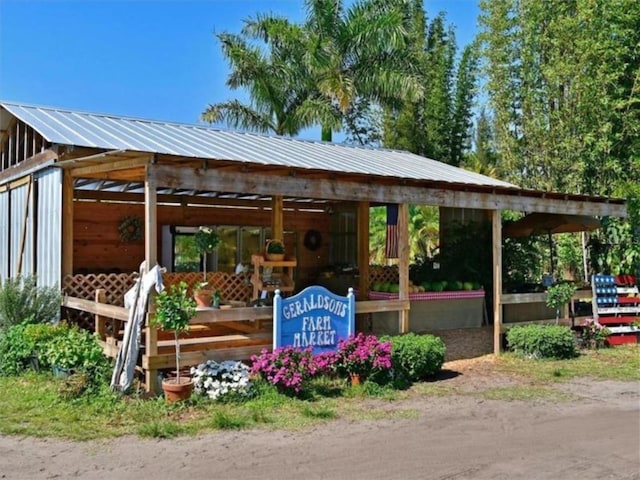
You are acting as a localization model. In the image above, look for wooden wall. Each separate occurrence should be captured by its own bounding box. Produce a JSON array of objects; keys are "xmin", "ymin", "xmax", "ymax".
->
[{"xmin": 72, "ymin": 200, "xmax": 330, "ymax": 286}]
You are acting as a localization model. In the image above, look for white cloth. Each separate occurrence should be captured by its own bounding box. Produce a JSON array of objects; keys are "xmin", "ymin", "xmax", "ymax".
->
[{"xmin": 110, "ymin": 262, "xmax": 164, "ymax": 391}]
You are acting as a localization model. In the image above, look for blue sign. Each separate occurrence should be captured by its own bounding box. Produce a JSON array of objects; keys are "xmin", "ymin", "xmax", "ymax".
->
[{"xmin": 273, "ymin": 286, "xmax": 355, "ymax": 355}]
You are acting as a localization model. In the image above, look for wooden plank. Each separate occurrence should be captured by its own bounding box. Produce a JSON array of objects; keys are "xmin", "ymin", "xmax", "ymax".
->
[
  {"xmin": 16, "ymin": 176, "xmax": 32, "ymax": 273},
  {"xmin": 398, "ymin": 203, "xmax": 410, "ymax": 333},
  {"xmin": 191, "ymin": 306, "xmax": 273, "ymax": 323},
  {"xmin": 62, "ymin": 295, "xmax": 130, "ymax": 320},
  {"xmin": 69, "ymin": 155, "xmax": 150, "ymax": 177},
  {"xmin": 94, "ymin": 289, "xmax": 107, "ymax": 340},
  {"xmin": 157, "ymin": 332, "xmax": 271, "ymax": 349},
  {"xmin": 0, "ymin": 149, "xmax": 58, "ymax": 185},
  {"xmin": 357, "ymin": 201, "xmax": 370, "ymax": 300},
  {"xmin": 148, "ymin": 164, "xmax": 627, "ymax": 217},
  {"xmin": 61, "ymin": 170, "xmax": 74, "ymax": 277},
  {"xmin": 492, "ymin": 209, "xmax": 502, "ymax": 355},
  {"xmin": 144, "ymin": 165, "xmax": 157, "ymax": 270},
  {"xmin": 144, "ymin": 345, "xmax": 268, "ymax": 370},
  {"xmin": 355, "ymin": 300, "xmax": 410, "ymax": 314},
  {"xmin": 502, "ymin": 290, "xmax": 592, "ymax": 304}
]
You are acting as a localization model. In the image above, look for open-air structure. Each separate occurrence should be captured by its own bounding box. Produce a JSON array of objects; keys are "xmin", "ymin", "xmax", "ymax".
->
[{"xmin": 0, "ymin": 101, "xmax": 627, "ymax": 391}]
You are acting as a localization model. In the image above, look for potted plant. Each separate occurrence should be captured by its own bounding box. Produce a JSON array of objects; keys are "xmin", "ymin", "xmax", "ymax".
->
[
  {"xmin": 193, "ymin": 226, "xmax": 220, "ymax": 306},
  {"xmin": 266, "ymin": 239, "xmax": 285, "ymax": 261},
  {"xmin": 153, "ymin": 281, "xmax": 197, "ymax": 402},
  {"xmin": 334, "ymin": 333, "xmax": 392, "ymax": 385},
  {"xmin": 545, "ymin": 282, "xmax": 577, "ymax": 324}
]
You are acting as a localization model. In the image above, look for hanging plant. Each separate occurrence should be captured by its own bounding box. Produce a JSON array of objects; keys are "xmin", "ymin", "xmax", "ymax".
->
[{"xmin": 118, "ymin": 216, "xmax": 143, "ymax": 243}]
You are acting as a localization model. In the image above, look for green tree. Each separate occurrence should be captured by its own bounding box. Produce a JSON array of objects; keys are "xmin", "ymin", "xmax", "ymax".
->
[
  {"xmin": 479, "ymin": 0, "xmax": 640, "ymax": 194},
  {"xmin": 383, "ymin": 6, "xmax": 479, "ymax": 165}
]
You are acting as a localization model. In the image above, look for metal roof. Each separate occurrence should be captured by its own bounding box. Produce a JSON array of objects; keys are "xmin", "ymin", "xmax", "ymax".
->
[{"xmin": 1, "ymin": 101, "xmax": 517, "ymax": 190}]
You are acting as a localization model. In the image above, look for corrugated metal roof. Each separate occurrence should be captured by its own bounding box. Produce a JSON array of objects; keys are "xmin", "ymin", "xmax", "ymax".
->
[{"xmin": 1, "ymin": 101, "xmax": 517, "ymax": 189}]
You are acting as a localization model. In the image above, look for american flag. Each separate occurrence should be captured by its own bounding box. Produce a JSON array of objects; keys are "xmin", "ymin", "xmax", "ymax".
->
[{"xmin": 385, "ymin": 203, "xmax": 399, "ymax": 258}]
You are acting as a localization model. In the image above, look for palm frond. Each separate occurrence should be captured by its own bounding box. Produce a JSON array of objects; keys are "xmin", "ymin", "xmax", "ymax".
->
[{"xmin": 201, "ymin": 100, "xmax": 274, "ymax": 133}]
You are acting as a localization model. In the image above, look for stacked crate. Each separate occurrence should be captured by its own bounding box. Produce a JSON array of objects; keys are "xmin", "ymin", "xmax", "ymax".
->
[{"xmin": 592, "ymin": 274, "xmax": 640, "ymax": 345}]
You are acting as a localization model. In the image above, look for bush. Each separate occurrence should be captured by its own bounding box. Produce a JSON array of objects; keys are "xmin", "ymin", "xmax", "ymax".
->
[
  {"xmin": 250, "ymin": 346, "xmax": 319, "ymax": 395},
  {"xmin": 0, "ymin": 323, "xmax": 65, "ymax": 375},
  {"xmin": 506, "ymin": 324, "xmax": 577, "ymax": 359},
  {"xmin": 191, "ymin": 360, "xmax": 253, "ymax": 401},
  {"xmin": 333, "ymin": 333, "xmax": 392, "ymax": 379},
  {"xmin": 0, "ymin": 276, "xmax": 61, "ymax": 331},
  {"xmin": 386, "ymin": 333, "xmax": 446, "ymax": 381},
  {"xmin": 44, "ymin": 325, "xmax": 110, "ymax": 379}
]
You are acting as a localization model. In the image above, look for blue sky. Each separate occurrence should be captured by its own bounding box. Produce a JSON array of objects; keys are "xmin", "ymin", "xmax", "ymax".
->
[{"xmin": 0, "ymin": 0, "xmax": 480, "ymax": 140}]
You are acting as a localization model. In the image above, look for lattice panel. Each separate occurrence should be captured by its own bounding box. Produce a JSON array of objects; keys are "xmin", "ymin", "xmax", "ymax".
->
[
  {"xmin": 63, "ymin": 273, "xmax": 138, "ymax": 306},
  {"xmin": 163, "ymin": 272, "xmax": 252, "ymax": 303},
  {"xmin": 369, "ymin": 265, "xmax": 399, "ymax": 289}
]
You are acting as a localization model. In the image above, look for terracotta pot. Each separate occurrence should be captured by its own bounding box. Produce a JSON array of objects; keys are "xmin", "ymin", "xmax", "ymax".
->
[
  {"xmin": 194, "ymin": 289, "xmax": 213, "ymax": 307},
  {"xmin": 266, "ymin": 253, "xmax": 285, "ymax": 261},
  {"xmin": 350, "ymin": 373, "xmax": 362, "ymax": 386},
  {"xmin": 162, "ymin": 377, "xmax": 194, "ymax": 403}
]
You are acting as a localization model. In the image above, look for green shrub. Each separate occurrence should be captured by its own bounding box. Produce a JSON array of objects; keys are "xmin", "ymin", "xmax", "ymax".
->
[
  {"xmin": 506, "ymin": 324, "xmax": 577, "ymax": 359},
  {"xmin": 0, "ymin": 323, "xmax": 66, "ymax": 375},
  {"xmin": 0, "ymin": 276, "xmax": 61, "ymax": 331},
  {"xmin": 385, "ymin": 333, "xmax": 446, "ymax": 381},
  {"xmin": 0, "ymin": 322, "xmax": 110, "ymax": 386}
]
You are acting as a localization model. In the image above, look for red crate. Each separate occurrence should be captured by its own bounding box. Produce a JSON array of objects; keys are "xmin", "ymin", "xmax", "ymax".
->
[{"xmin": 606, "ymin": 334, "xmax": 638, "ymax": 346}]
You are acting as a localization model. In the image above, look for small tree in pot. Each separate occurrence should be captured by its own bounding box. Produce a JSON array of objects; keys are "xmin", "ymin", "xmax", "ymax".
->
[
  {"xmin": 546, "ymin": 282, "xmax": 577, "ymax": 324},
  {"xmin": 193, "ymin": 226, "xmax": 220, "ymax": 307},
  {"xmin": 153, "ymin": 281, "xmax": 197, "ymax": 402}
]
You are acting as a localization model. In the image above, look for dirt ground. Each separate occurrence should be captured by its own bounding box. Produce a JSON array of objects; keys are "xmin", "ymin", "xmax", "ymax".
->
[{"xmin": 1, "ymin": 356, "xmax": 638, "ymax": 480}]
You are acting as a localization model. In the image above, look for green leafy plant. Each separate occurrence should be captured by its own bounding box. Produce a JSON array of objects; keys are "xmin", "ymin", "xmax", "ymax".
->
[
  {"xmin": 44, "ymin": 325, "xmax": 110, "ymax": 378},
  {"xmin": 385, "ymin": 333, "xmax": 446, "ymax": 382},
  {"xmin": 0, "ymin": 276, "xmax": 61, "ymax": 331},
  {"xmin": 506, "ymin": 324, "xmax": 577, "ymax": 359},
  {"xmin": 194, "ymin": 226, "xmax": 220, "ymax": 283},
  {"xmin": 266, "ymin": 239, "xmax": 285, "ymax": 254},
  {"xmin": 545, "ymin": 282, "xmax": 577, "ymax": 324},
  {"xmin": 153, "ymin": 282, "xmax": 197, "ymax": 383}
]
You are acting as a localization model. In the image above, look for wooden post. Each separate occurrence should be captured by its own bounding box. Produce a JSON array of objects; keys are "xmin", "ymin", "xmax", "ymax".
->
[
  {"xmin": 492, "ymin": 209, "xmax": 503, "ymax": 355},
  {"xmin": 398, "ymin": 203, "xmax": 410, "ymax": 333},
  {"xmin": 61, "ymin": 170, "xmax": 74, "ymax": 277},
  {"xmin": 144, "ymin": 165, "xmax": 159, "ymax": 392},
  {"xmin": 356, "ymin": 201, "xmax": 370, "ymax": 332},
  {"xmin": 16, "ymin": 176, "xmax": 32, "ymax": 274},
  {"xmin": 95, "ymin": 289, "xmax": 107, "ymax": 341},
  {"xmin": 271, "ymin": 195, "xmax": 284, "ymax": 243},
  {"xmin": 357, "ymin": 201, "xmax": 370, "ymax": 299}
]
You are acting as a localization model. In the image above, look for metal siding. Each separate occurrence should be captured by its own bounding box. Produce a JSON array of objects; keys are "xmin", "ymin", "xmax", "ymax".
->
[
  {"xmin": 0, "ymin": 190, "xmax": 8, "ymax": 280},
  {"xmin": 9, "ymin": 183, "xmax": 34, "ymax": 277},
  {"xmin": 35, "ymin": 168, "xmax": 62, "ymax": 288},
  {"xmin": 0, "ymin": 102, "xmax": 517, "ymax": 190}
]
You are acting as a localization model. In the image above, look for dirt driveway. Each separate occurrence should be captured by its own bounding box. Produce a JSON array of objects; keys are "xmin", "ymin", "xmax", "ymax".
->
[{"xmin": 1, "ymin": 357, "xmax": 638, "ymax": 480}]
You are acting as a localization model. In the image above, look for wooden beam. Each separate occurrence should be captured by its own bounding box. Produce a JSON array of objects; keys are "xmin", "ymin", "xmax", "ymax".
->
[
  {"xmin": 355, "ymin": 299, "xmax": 410, "ymax": 314},
  {"xmin": 357, "ymin": 201, "xmax": 370, "ymax": 301},
  {"xmin": 69, "ymin": 155, "xmax": 150, "ymax": 177},
  {"xmin": 492, "ymin": 209, "xmax": 503, "ymax": 355},
  {"xmin": 0, "ymin": 149, "xmax": 57, "ymax": 185},
  {"xmin": 271, "ymin": 195, "xmax": 283, "ymax": 242},
  {"xmin": 149, "ymin": 165, "xmax": 627, "ymax": 217},
  {"xmin": 62, "ymin": 170, "xmax": 74, "ymax": 277},
  {"xmin": 16, "ymin": 176, "xmax": 32, "ymax": 274},
  {"xmin": 398, "ymin": 203, "xmax": 410, "ymax": 333},
  {"xmin": 62, "ymin": 295, "xmax": 129, "ymax": 321},
  {"xmin": 144, "ymin": 165, "xmax": 158, "ymax": 269}
]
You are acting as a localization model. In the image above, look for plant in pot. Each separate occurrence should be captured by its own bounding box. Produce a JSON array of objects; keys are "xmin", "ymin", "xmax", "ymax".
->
[
  {"xmin": 193, "ymin": 226, "xmax": 220, "ymax": 307},
  {"xmin": 266, "ymin": 239, "xmax": 285, "ymax": 261},
  {"xmin": 153, "ymin": 281, "xmax": 197, "ymax": 402}
]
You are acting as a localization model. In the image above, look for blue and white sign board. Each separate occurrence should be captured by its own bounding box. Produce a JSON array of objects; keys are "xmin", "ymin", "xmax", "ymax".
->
[{"xmin": 273, "ymin": 286, "xmax": 355, "ymax": 355}]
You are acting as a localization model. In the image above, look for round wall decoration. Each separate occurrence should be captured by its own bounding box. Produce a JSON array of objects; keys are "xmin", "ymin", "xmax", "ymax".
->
[
  {"xmin": 118, "ymin": 215, "xmax": 143, "ymax": 243},
  {"xmin": 303, "ymin": 229, "xmax": 322, "ymax": 251}
]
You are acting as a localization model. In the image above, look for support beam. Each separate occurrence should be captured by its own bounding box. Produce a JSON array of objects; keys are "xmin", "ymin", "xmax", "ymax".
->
[
  {"xmin": 271, "ymin": 195, "xmax": 284, "ymax": 242},
  {"xmin": 61, "ymin": 170, "xmax": 74, "ymax": 277},
  {"xmin": 144, "ymin": 166, "xmax": 158, "ymax": 270},
  {"xmin": 16, "ymin": 176, "xmax": 32, "ymax": 274},
  {"xmin": 69, "ymin": 155, "xmax": 150, "ymax": 177},
  {"xmin": 357, "ymin": 201, "xmax": 370, "ymax": 300},
  {"xmin": 398, "ymin": 203, "xmax": 410, "ymax": 333},
  {"xmin": 149, "ymin": 165, "xmax": 627, "ymax": 217},
  {"xmin": 492, "ymin": 209, "xmax": 503, "ymax": 355}
]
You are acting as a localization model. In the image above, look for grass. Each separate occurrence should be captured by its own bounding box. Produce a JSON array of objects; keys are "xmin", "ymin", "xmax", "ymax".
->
[
  {"xmin": 0, "ymin": 345, "xmax": 637, "ymax": 440},
  {"xmin": 496, "ymin": 344, "xmax": 640, "ymax": 382}
]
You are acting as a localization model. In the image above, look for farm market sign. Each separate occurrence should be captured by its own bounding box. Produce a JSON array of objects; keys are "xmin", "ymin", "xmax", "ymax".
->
[{"xmin": 273, "ymin": 286, "xmax": 355, "ymax": 354}]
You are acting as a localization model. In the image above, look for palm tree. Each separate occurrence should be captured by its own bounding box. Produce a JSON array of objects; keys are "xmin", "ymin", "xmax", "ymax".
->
[
  {"xmin": 202, "ymin": 19, "xmax": 340, "ymax": 136},
  {"xmin": 302, "ymin": 0, "xmax": 423, "ymax": 140}
]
